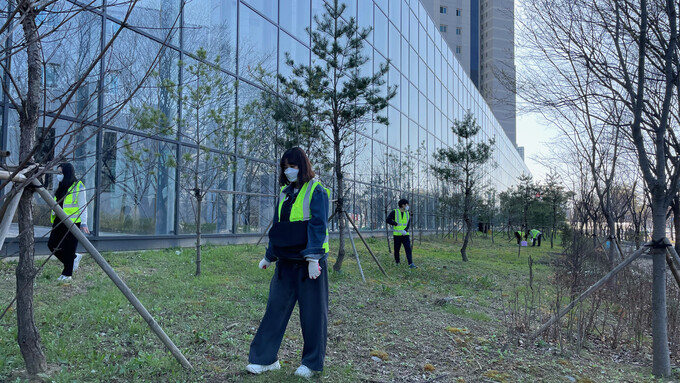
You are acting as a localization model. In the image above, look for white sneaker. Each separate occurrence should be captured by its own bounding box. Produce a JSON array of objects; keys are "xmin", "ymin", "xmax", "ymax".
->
[
  {"xmin": 245, "ymin": 360, "xmax": 280, "ymax": 374},
  {"xmin": 57, "ymin": 275, "xmax": 72, "ymax": 281},
  {"xmin": 294, "ymin": 365, "xmax": 314, "ymax": 378},
  {"xmin": 73, "ymin": 253, "xmax": 83, "ymax": 272}
]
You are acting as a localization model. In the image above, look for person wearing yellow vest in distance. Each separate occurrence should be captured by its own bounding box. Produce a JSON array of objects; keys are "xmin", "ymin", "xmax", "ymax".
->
[
  {"xmin": 514, "ymin": 230, "xmax": 524, "ymax": 245},
  {"xmin": 386, "ymin": 199, "xmax": 417, "ymax": 268},
  {"xmin": 247, "ymin": 147, "xmax": 330, "ymax": 379},
  {"xmin": 47, "ymin": 163, "xmax": 89, "ymax": 281},
  {"xmin": 530, "ymin": 229, "xmax": 543, "ymax": 247}
]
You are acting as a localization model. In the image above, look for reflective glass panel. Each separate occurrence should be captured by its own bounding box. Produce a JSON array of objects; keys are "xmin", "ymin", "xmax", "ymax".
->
[
  {"xmin": 374, "ymin": 5, "xmax": 387, "ymax": 56},
  {"xmin": 184, "ymin": 0, "xmax": 237, "ymax": 71},
  {"xmin": 280, "ymin": 0, "xmax": 311, "ymax": 42},
  {"xmin": 279, "ymin": 31, "xmax": 310, "ymax": 79},
  {"xmin": 242, "ymin": 0, "xmax": 277, "ymax": 22},
  {"xmin": 239, "ymin": 6, "xmax": 277, "ymax": 82},
  {"xmin": 106, "ymin": 29, "xmax": 179, "ymax": 139},
  {"xmin": 357, "ymin": 0, "xmax": 373, "ymax": 37},
  {"xmin": 387, "ymin": 106, "xmax": 399, "ymax": 149},
  {"xmin": 99, "ymin": 131, "xmax": 176, "ymax": 235},
  {"xmin": 108, "ymin": 0, "xmax": 181, "ymax": 42}
]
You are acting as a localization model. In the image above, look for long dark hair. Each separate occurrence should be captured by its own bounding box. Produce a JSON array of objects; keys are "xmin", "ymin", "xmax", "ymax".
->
[
  {"xmin": 55, "ymin": 162, "xmax": 78, "ymax": 201},
  {"xmin": 279, "ymin": 147, "xmax": 315, "ymax": 186}
]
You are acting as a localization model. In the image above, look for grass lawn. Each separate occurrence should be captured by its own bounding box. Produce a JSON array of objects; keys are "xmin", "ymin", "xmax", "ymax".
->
[{"xmin": 0, "ymin": 233, "xmax": 675, "ymax": 382}]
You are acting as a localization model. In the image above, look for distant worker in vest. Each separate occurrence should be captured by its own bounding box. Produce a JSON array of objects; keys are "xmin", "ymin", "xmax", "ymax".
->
[
  {"xmin": 247, "ymin": 147, "xmax": 330, "ymax": 379},
  {"xmin": 386, "ymin": 199, "xmax": 417, "ymax": 268},
  {"xmin": 514, "ymin": 230, "xmax": 525, "ymax": 245},
  {"xmin": 48, "ymin": 162, "xmax": 89, "ymax": 281},
  {"xmin": 530, "ymin": 228, "xmax": 543, "ymax": 247}
]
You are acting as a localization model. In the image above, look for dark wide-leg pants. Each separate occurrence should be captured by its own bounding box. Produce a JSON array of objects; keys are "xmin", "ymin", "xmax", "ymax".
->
[
  {"xmin": 47, "ymin": 221, "xmax": 80, "ymax": 277},
  {"xmin": 249, "ymin": 258, "xmax": 328, "ymax": 371},
  {"xmin": 393, "ymin": 235, "xmax": 413, "ymax": 265}
]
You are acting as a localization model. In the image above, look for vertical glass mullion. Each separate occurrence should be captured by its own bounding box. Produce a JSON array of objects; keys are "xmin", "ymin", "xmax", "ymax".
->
[
  {"xmin": 174, "ymin": 0, "xmax": 185, "ymax": 236},
  {"xmin": 93, "ymin": 0, "xmax": 107, "ymax": 236}
]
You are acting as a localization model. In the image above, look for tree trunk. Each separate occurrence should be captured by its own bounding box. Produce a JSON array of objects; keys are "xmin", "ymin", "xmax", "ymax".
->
[
  {"xmin": 16, "ymin": 2, "xmax": 47, "ymax": 374},
  {"xmin": 194, "ymin": 100, "xmax": 201, "ymax": 277},
  {"xmin": 606, "ymin": 214, "xmax": 617, "ymax": 269},
  {"xmin": 674, "ymin": 200, "xmax": 680, "ymax": 256},
  {"xmin": 332, "ymin": 135, "xmax": 346, "ymax": 272},
  {"xmin": 16, "ymin": 190, "xmax": 46, "ymax": 375},
  {"xmin": 460, "ymin": 215, "xmax": 470, "ymax": 262},
  {"xmin": 195, "ymin": 194, "xmax": 202, "ymax": 276},
  {"xmin": 651, "ymin": 203, "xmax": 671, "ymax": 376},
  {"xmin": 385, "ymin": 207, "xmax": 391, "ymax": 254},
  {"xmin": 551, "ymin": 204, "xmax": 556, "ymax": 248}
]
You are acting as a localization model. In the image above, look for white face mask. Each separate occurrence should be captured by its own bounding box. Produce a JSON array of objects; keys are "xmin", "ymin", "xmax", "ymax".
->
[
  {"xmin": 405, "ymin": 205, "xmax": 410, "ymax": 211},
  {"xmin": 284, "ymin": 168, "xmax": 299, "ymax": 183},
  {"xmin": 56, "ymin": 174, "xmax": 64, "ymax": 182}
]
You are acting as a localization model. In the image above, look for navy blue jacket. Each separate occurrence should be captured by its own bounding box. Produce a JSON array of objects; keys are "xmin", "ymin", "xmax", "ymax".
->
[{"xmin": 265, "ymin": 182, "xmax": 329, "ymax": 262}]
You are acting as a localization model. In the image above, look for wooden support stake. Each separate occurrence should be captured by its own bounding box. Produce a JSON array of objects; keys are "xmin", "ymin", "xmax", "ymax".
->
[
  {"xmin": 663, "ymin": 238, "xmax": 680, "ymax": 271},
  {"xmin": 327, "ymin": 210, "xmax": 337, "ymax": 224},
  {"xmin": 255, "ymin": 219, "xmax": 272, "ymax": 246},
  {"xmin": 665, "ymin": 252, "xmax": 680, "ymax": 291},
  {"xmin": 344, "ymin": 211, "xmax": 388, "ymax": 277},
  {"xmin": 33, "ymin": 181, "xmax": 193, "ymax": 370},
  {"xmin": 528, "ymin": 242, "xmax": 651, "ymax": 341},
  {"xmin": 344, "ymin": 214, "xmax": 366, "ymax": 283},
  {"xmin": 0, "ymin": 187, "xmax": 23, "ymax": 252}
]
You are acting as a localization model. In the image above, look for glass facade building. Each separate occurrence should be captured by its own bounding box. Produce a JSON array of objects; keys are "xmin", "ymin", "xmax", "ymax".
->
[{"xmin": 1, "ymin": 0, "xmax": 529, "ymax": 253}]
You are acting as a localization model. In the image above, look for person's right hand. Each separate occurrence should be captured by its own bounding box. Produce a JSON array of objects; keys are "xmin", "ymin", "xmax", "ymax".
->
[
  {"xmin": 401, "ymin": 230, "xmax": 408, "ymax": 235},
  {"xmin": 258, "ymin": 258, "xmax": 271, "ymax": 270},
  {"xmin": 308, "ymin": 259, "xmax": 321, "ymax": 279}
]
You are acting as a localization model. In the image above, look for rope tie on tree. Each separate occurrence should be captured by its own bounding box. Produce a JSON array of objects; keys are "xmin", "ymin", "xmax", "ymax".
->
[{"xmin": 646, "ymin": 238, "xmax": 672, "ymax": 249}]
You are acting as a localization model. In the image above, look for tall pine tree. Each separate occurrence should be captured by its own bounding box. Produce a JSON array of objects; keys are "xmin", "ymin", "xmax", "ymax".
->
[
  {"xmin": 275, "ymin": 0, "xmax": 396, "ymax": 272},
  {"xmin": 432, "ymin": 112, "xmax": 494, "ymax": 261}
]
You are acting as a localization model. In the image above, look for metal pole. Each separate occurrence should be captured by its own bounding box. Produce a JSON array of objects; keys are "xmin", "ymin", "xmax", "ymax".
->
[
  {"xmin": 344, "ymin": 210, "xmax": 388, "ymax": 277},
  {"xmin": 344, "ymin": 213, "xmax": 366, "ymax": 283},
  {"xmin": 31, "ymin": 180, "xmax": 193, "ymax": 370}
]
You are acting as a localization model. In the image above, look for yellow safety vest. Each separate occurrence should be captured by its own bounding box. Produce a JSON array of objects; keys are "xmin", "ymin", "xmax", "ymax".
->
[
  {"xmin": 51, "ymin": 181, "xmax": 84, "ymax": 224},
  {"xmin": 278, "ymin": 180, "xmax": 331, "ymax": 253},
  {"xmin": 393, "ymin": 209, "xmax": 409, "ymax": 236}
]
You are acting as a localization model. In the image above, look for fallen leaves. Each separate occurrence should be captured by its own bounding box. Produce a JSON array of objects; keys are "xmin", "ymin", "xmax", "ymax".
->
[
  {"xmin": 445, "ymin": 326, "xmax": 469, "ymax": 334},
  {"xmin": 370, "ymin": 349, "xmax": 389, "ymax": 361},
  {"xmin": 482, "ymin": 369, "xmax": 510, "ymax": 382}
]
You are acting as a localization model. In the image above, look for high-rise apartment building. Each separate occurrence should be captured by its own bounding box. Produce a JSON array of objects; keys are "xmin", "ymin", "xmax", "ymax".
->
[{"xmin": 421, "ymin": 0, "xmax": 517, "ymax": 146}]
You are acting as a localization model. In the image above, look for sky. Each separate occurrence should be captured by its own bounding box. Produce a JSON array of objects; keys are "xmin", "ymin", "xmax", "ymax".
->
[
  {"xmin": 515, "ymin": 112, "xmax": 557, "ymax": 182},
  {"xmin": 513, "ymin": 1, "xmax": 561, "ymax": 184}
]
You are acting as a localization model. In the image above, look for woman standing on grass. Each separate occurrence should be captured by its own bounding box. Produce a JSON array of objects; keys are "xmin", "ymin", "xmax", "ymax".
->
[
  {"xmin": 47, "ymin": 162, "xmax": 88, "ymax": 281},
  {"xmin": 246, "ymin": 147, "xmax": 330, "ymax": 379}
]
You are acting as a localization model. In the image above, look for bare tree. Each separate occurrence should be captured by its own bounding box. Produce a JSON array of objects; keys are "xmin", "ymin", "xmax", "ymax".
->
[
  {"xmin": 1, "ymin": 1, "xmax": 176, "ymax": 376},
  {"xmin": 518, "ymin": 0, "xmax": 680, "ymax": 375}
]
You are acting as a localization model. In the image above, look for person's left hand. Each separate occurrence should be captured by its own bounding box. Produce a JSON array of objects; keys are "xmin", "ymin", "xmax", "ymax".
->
[
  {"xmin": 308, "ymin": 259, "xmax": 321, "ymax": 279},
  {"xmin": 81, "ymin": 224, "xmax": 90, "ymax": 234}
]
